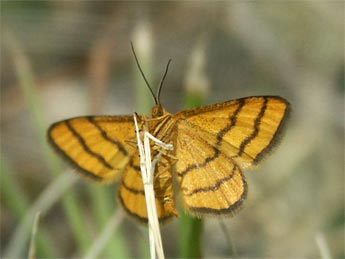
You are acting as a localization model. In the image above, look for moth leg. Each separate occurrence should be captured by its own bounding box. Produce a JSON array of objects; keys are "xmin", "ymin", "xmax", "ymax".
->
[
  {"xmin": 125, "ymin": 138, "xmax": 137, "ymax": 148},
  {"xmin": 144, "ymin": 114, "xmax": 171, "ymax": 123},
  {"xmin": 164, "ymin": 153, "xmax": 178, "ymax": 164}
]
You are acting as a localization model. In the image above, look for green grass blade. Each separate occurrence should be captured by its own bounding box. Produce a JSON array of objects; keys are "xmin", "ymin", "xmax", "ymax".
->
[
  {"xmin": 4, "ymin": 30, "xmax": 92, "ymax": 256},
  {"xmin": 88, "ymin": 185, "xmax": 129, "ymax": 257},
  {"xmin": 0, "ymin": 156, "xmax": 57, "ymax": 257}
]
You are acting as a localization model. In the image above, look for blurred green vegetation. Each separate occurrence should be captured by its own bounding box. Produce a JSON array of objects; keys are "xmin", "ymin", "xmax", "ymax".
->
[{"xmin": 1, "ymin": 1, "xmax": 344, "ymax": 258}]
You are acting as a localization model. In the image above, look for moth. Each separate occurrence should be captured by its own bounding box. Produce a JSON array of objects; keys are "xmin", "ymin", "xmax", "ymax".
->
[{"xmin": 48, "ymin": 54, "xmax": 290, "ymax": 223}]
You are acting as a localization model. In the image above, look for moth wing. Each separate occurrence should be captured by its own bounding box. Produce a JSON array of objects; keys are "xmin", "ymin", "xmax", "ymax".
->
[
  {"xmin": 173, "ymin": 96, "xmax": 289, "ymax": 215},
  {"xmin": 174, "ymin": 120, "xmax": 247, "ymax": 216},
  {"xmin": 118, "ymin": 155, "xmax": 177, "ymax": 222},
  {"xmin": 175, "ymin": 96, "xmax": 290, "ymax": 168},
  {"xmin": 48, "ymin": 115, "xmax": 136, "ymax": 183}
]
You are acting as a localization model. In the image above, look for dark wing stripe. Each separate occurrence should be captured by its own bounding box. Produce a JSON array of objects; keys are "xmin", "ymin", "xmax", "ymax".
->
[
  {"xmin": 129, "ymin": 158, "xmax": 141, "ymax": 171},
  {"xmin": 254, "ymin": 99, "xmax": 290, "ymax": 163},
  {"xmin": 178, "ymin": 148, "xmax": 220, "ymax": 177},
  {"xmin": 118, "ymin": 193, "xmax": 172, "ymax": 224},
  {"xmin": 178, "ymin": 100, "xmax": 244, "ymax": 177},
  {"xmin": 65, "ymin": 121, "xmax": 114, "ymax": 170},
  {"xmin": 184, "ymin": 165, "xmax": 237, "ymax": 196},
  {"xmin": 48, "ymin": 124, "xmax": 104, "ymax": 181},
  {"xmin": 117, "ymin": 194, "xmax": 148, "ymax": 223},
  {"xmin": 216, "ymin": 99, "xmax": 245, "ymax": 144},
  {"xmin": 121, "ymin": 180, "xmax": 145, "ymax": 195},
  {"xmin": 238, "ymin": 97, "xmax": 268, "ymax": 156},
  {"xmin": 188, "ymin": 174, "xmax": 248, "ymax": 215},
  {"xmin": 87, "ymin": 117, "xmax": 128, "ymax": 156}
]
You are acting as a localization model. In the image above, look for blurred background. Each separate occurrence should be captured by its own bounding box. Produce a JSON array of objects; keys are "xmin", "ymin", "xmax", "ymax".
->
[{"xmin": 1, "ymin": 1, "xmax": 344, "ymax": 258}]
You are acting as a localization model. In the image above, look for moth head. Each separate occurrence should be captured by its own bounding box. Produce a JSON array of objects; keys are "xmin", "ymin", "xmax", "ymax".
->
[{"xmin": 151, "ymin": 104, "xmax": 166, "ymax": 118}]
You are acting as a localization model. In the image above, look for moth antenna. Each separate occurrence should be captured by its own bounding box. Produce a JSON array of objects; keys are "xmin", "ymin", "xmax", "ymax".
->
[
  {"xmin": 131, "ymin": 42, "xmax": 158, "ymax": 105},
  {"xmin": 157, "ymin": 59, "xmax": 172, "ymax": 104}
]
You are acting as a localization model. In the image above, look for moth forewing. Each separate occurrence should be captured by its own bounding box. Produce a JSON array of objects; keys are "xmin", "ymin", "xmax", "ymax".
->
[{"xmin": 173, "ymin": 96, "xmax": 289, "ymax": 216}]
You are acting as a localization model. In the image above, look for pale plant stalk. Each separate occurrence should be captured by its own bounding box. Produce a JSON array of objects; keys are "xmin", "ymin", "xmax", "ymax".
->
[
  {"xmin": 133, "ymin": 114, "xmax": 172, "ymax": 259},
  {"xmin": 315, "ymin": 232, "xmax": 332, "ymax": 259},
  {"xmin": 28, "ymin": 211, "xmax": 41, "ymax": 259},
  {"xmin": 83, "ymin": 210, "xmax": 125, "ymax": 258},
  {"xmin": 4, "ymin": 172, "xmax": 78, "ymax": 258}
]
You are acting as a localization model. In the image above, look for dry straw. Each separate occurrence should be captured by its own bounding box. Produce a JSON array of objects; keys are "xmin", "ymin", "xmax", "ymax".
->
[{"xmin": 133, "ymin": 113, "xmax": 173, "ymax": 259}]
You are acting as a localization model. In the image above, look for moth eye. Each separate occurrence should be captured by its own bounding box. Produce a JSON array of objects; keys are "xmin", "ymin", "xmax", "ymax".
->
[{"xmin": 152, "ymin": 105, "xmax": 164, "ymax": 117}]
